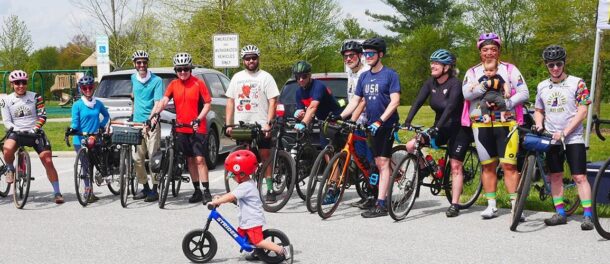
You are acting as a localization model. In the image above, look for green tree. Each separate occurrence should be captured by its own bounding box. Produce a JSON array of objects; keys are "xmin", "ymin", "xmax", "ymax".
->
[
  {"xmin": 0, "ymin": 15, "xmax": 32, "ymax": 70},
  {"xmin": 365, "ymin": 0, "xmax": 462, "ymax": 35}
]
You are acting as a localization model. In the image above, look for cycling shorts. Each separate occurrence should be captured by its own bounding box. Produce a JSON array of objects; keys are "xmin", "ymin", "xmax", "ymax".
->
[
  {"xmin": 546, "ymin": 143, "xmax": 586, "ymax": 175},
  {"xmin": 368, "ymin": 126, "xmax": 394, "ymax": 158},
  {"xmin": 176, "ymin": 133, "xmax": 207, "ymax": 158},
  {"xmin": 471, "ymin": 121, "xmax": 518, "ymax": 165},
  {"xmin": 237, "ymin": 225, "xmax": 263, "ymax": 245},
  {"xmin": 8, "ymin": 131, "xmax": 51, "ymax": 154},
  {"xmin": 434, "ymin": 126, "xmax": 473, "ymax": 162}
]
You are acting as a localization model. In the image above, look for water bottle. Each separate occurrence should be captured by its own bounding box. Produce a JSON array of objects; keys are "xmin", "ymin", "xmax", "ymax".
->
[
  {"xmin": 435, "ymin": 157, "xmax": 445, "ymax": 179},
  {"xmin": 369, "ymin": 171, "xmax": 379, "ymax": 186},
  {"xmin": 425, "ymin": 154, "xmax": 438, "ymax": 177}
]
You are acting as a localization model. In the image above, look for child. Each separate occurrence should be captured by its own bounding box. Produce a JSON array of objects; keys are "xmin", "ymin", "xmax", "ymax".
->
[
  {"xmin": 209, "ymin": 150, "xmax": 292, "ymax": 261},
  {"xmin": 474, "ymin": 60, "xmax": 511, "ymax": 123}
]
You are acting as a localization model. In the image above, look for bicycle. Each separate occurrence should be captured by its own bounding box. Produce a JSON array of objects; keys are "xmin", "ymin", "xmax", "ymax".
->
[
  {"xmin": 591, "ymin": 115, "xmax": 610, "ymax": 239},
  {"xmin": 389, "ymin": 125, "xmax": 482, "ymax": 220},
  {"xmin": 0, "ymin": 129, "xmax": 15, "ymax": 198},
  {"xmin": 65, "ymin": 128, "xmax": 121, "ymax": 206},
  {"xmin": 182, "ymin": 203, "xmax": 293, "ymax": 263},
  {"xmin": 509, "ymin": 126, "xmax": 579, "ymax": 231},
  {"xmin": 280, "ymin": 119, "xmax": 318, "ymax": 201},
  {"xmin": 1, "ymin": 128, "xmax": 36, "ymax": 209},
  {"xmin": 110, "ymin": 120, "xmax": 145, "ymax": 208},
  {"xmin": 156, "ymin": 119, "xmax": 191, "ymax": 209}
]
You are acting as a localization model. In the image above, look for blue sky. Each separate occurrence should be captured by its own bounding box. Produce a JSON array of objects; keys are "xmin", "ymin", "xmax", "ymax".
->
[{"xmin": 0, "ymin": 0, "xmax": 397, "ymax": 50}]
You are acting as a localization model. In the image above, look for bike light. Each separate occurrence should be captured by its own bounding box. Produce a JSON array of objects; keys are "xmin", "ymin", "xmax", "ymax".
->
[{"xmin": 276, "ymin": 104, "xmax": 285, "ymax": 117}]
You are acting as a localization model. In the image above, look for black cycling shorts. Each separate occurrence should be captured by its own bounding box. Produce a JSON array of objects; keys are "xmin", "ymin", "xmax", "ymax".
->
[
  {"xmin": 8, "ymin": 131, "xmax": 52, "ymax": 154},
  {"xmin": 176, "ymin": 133, "xmax": 207, "ymax": 158},
  {"xmin": 435, "ymin": 126, "xmax": 473, "ymax": 162},
  {"xmin": 546, "ymin": 143, "xmax": 587, "ymax": 175},
  {"xmin": 368, "ymin": 126, "xmax": 394, "ymax": 158}
]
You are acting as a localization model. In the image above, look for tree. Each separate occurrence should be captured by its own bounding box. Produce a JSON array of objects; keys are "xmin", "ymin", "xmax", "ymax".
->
[
  {"xmin": 335, "ymin": 16, "xmax": 377, "ymax": 41},
  {"xmin": 365, "ymin": 0, "xmax": 462, "ymax": 35},
  {"xmin": 0, "ymin": 15, "xmax": 32, "ymax": 70}
]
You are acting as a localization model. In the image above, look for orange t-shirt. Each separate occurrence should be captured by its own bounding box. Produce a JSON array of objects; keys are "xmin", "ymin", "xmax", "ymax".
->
[{"xmin": 164, "ymin": 76, "xmax": 212, "ymax": 134}]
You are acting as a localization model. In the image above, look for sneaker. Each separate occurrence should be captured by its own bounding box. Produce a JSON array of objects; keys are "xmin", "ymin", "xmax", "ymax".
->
[
  {"xmin": 282, "ymin": 244, "xmax": 293, "ymax": 261},
  {"xmin": 5, "ymin": 170, "xmax": 14, "ymax": 184},
  {"xmin": 446, "ymin": 204, "xmax": 460, "ymax": 217},
  {"xmin": 350, "ymin": 198, "xmax": 368, "ymax": 207},
  {"xmin": 86, "ymin": 193, "xmax": 100, "ymax": 203},
  {"xmin": 202, "ymin": 189, "xmax": 212, "ymax": 205},
  {"xmin": 544, "ymin": 213, "xmax": 567, "ymax": 226},
  {"xmin": 133, "ymin": 189, "xmax": 149, "ymax": 200},
  {"xmin": 54, "ymin": 193, "xmax": 65, "ymax": 204},
  {"xmin": 265, "ymin": 191, "xmax": 277, "ymax": 203},
  {"xmin": 581, "ymin": 216, "xmax": 594, "ymax": 231},
  {"xmin": 322, "ymin": 189, "xmax": 339, "ymax": 205},
  {"xmin": 189, "ymin": 190, "xmax": 203, "ymax": 203},
  {"xmin": 357, "ymin": 199, "xmax": 376, "ymax": 210},
  {"xmin": 480, "ymin": 206, "xmax": 498, "ymax": 219},
  {"xmin": 361, "ymin": 205, "xmax": 388, "ymax": 218},
  {"xmin": 145, "ymin": 190, "xmax": 159, "ymax": 202},
  {"xmin": 244, "ymin": 252, "xmax": 259, "ymax": 261}
]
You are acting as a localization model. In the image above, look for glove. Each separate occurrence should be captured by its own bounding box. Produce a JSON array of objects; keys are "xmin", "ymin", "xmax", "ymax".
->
[
  {"xmin": 294, "ymin": 123, "xmax": 306, "ymax": 131},
  {"xmin": 191, "ymin": 119, "xmax": 201, "ymax": 131},
  {"xmin": 294, "ymin": 109, "xmax": 304, "ymax": 119},
  {"xmin": 368, "ymin": 120, "xmax": 382, "ymax": 136},
  {"xmin": 65, "ymin": 127, "xmax": 74, "ymax": 136},
  {"xmin": 31, "ymin": 127, "xmax": 41, "ymax": 134}
]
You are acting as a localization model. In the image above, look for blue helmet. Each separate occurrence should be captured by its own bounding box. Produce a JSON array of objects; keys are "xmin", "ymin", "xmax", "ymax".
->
[
  {"xmin": 429, "ymin": 49, "xmax": 456, "ymax": 65},
  {"xmin": 78, "ymin": 75, "xmax": 95, "ymax": 86}
]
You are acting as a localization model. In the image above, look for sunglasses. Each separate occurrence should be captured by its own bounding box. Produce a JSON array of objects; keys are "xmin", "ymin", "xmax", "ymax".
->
[
  {"xmin": 81, "ymin": 85, "xmax": 94, "ymax": 91},
  {"xmin": 175, "ymin": 67, "xmax": 191, "ymax": 73},
  {"xmin": 13, "ymin": 80, "xmax": 27, "ymax": 86},
  {"xmin": 363, "ymin": 51, "xmax": 378, "ymax": 58},
  {"xmin": 243, "ymin": 56, "xmax": 258, "ymax": 62},
  {"xmin": 295, "ymin": 74, "xmax": 310, "ymax": 80},
  {"xmin": 343, "ymin": 53, "xmax": 358, "ymax": 60},
  {"xmin": 546, "ymin": 61, "xmax": 564, "ymax": 69},
  {"xmin": 135, "ymin": 60, "xmax": 148, "ymax": 66}
]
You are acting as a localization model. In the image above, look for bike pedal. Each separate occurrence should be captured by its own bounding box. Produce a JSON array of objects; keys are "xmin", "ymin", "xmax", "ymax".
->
[{"xmin": 182, "ymin": 176, "xmax": 190, "ymax": 183}]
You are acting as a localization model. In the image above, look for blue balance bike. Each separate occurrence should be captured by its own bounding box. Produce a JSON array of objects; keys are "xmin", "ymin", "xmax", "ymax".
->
[{"xmin": 182, "ymin": 204, "xmax": 293, "ymax": 263}]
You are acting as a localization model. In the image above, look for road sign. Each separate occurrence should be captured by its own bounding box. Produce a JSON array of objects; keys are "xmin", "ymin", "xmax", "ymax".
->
[
  {"xmin": 213, "ymin": 34, "xmax": 239, "ymax": 68},
  {"xmin": 96, "ymin": 35, "xmax": 110, "ymax": 77}
]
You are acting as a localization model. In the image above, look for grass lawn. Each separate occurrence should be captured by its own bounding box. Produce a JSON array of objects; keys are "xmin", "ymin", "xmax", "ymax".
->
[{"xmin": 44, "ymin": 122, "xmax": 72, "ymax": 151}]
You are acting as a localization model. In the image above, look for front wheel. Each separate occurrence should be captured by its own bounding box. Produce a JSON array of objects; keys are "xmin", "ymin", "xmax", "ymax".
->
[
  {"xmin": 119, "ymin": 147, "xmax": 129, "ymax": 208},
  {"xmin": 74, "ymin": 148, "xmax": 92, "ymax": 207},
  {"xmin": 444, "ymin": 147, "xmax": 483, "ymax": 209},
  {"xmin": 105, "ymin": 149, "xmax": 121, "ymax": 195},
  {"xmin": 388, "ymin": 154, "xmax": 419, "ymax": 221},
  {"xmin": 255, "ymin": 229, "xmax": 292, "ymax": 264},
  {"xmin": 258, "ymin": 150, "xmax": 296, "ymax": 213},
  {"xmin": 592, "ymin": 158, "xmax": 610, "ymax": 239},
  {"xmin": 159, "ymin": 148, "xmax": 174, "ymax": 209},
  {"xmin": 510, "ymin": 154, "xmax": 535, "ymax": 231},
  {"xmin": 316, "ymin": 151, "xmax": 349, "ymax": 219},
  {"xmin": 205, "ymin": 129, "xmax": 219, "ymax": 169},
  {"xmin": 305, "ymin": 147, "xmax": 333, "ymax": 213},
  {"xmin": 13, "ymin": 149, "xmax": 31, "ymax": 209},
  {"xmin": 0, "ymin": 163, "xmax": 11, "ymax": 197},
  {"xmin": 182, "ymin": 229, "xmax": 217, "ymax": 263}
]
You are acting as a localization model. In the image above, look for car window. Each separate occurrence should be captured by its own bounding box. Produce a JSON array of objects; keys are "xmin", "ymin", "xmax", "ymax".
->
[
  {"xmin": 218, "ymin": 75, "xmax": 230, "ymax": 92},
  {"xmin": 316, "ymin": 79, "xmax": 348, "ymax": 98},
  {"xmin": 203, "ymin": 73, "xmax": 225, "ymax": 97},
  {"xmin": 95, "ymin": 73, "xmax": 176, "ymax": 98}
]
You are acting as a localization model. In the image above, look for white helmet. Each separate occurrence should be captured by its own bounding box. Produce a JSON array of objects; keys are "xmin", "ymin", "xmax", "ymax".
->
[
  {"xmin": 173, "ymin": 52, "xmax": 193, "ymax": 67},
  {"xmin": 240, "ymin": 45, "xmax": 260, "ymax": 58},
  {"xmin": 9, "ymin": 70, "xmax": 27, "ymax": 82},
  {"xmin": 131, "ymin": 50, "xmax": 149, "ymax": 61}
]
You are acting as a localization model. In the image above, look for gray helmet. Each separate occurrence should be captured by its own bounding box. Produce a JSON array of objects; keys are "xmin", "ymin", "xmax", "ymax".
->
[
  {"xmin": 292, "ymin": 60, "xmax": 312, "ymax": 75},
  {"xmin": 542, "ymin": 45, "xmax": 566, "ymax": 62},
  {"xmin": 173, "ymin": 52, "xmax": 193, "ymax": 67},
  {"xmin": 131, "ymin": 50, "xmax": 149, "ymax": 61},
  {"xmin": 78, "ymin": 75, "xmax": 95, "ymax": 86},
  {"xmin": 240, "ymin": 45, "xmax": 260, "ymax": 58}
]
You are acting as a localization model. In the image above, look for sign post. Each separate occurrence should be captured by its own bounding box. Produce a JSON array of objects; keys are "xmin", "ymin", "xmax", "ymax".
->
[
  {"xmin": 95, "ymin": 35, "xmax": 111, "ymax": 79},
  {"xmin": 213, "ymin": 34, "xmax": 239, "ymax": 77}
]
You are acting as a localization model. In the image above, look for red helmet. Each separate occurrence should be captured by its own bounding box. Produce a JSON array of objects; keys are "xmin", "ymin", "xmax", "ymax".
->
[{"xmin": 225, "ymin": 150, "xmax": 258, "ymax": 182}]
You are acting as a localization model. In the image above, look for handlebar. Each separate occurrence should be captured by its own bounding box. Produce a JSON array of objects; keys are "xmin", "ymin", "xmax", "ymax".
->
[
  {"xmin": 593, "ymin": 115, "xmax": 610, "ymax": 141},
  {"xmin": 207, "ymin": 203, "xmax": 217, "ymax": 210}
]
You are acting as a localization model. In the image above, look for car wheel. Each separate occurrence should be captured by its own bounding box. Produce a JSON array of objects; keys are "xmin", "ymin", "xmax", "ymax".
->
[{"xmin": 205, "ymin": 128, "xmax": 219, "ymax": 169}]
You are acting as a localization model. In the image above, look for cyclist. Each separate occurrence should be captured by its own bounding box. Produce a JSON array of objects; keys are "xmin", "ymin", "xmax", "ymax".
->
[
  {"xmin": 292, "ymin": 60, "xmax": 341, "ymax": 147},
  {"xmin": 339, "ymin": 37, "xmax": 401, "ymax": 218},
  {"xmin": 403, "ymin": 49, "xmax": 473, "ymax": 217},
  {"xmin": 225, "ymin": 45, "xmax": 280, "ymax": 202},
  {"xmin": 156, "ymin": 52, "xmax": 213, "ymax": 204},
  {"xmin": 66, "ymin": 75, "xmax": 110, "ymax": 203},
  {"xmin": 0, "ymin": 70, "xmax": 64, "ymax": 204},
  {"xmin": 342, "ymin": 40, "xmax": 375, "ymax": 209},
  {"xmin": 534, "ymin": 45, "xmax": 593, "ymax": 230},
  {"xmin": 462, "ymin": 33, "xmax": 529, "ymax": 219},
  {"xmin": 130, "ymin": 50, "xmax": 164, "ymax": 202}
]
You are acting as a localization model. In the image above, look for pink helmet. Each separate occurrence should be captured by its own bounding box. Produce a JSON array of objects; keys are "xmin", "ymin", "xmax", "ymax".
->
[
  {"xmin": 477, "ymin": 33, "xmax": 502, "ymax": 50},
  {"xmin": 9, "ymin": 70, "xmax": 27, "ymax": 82}
]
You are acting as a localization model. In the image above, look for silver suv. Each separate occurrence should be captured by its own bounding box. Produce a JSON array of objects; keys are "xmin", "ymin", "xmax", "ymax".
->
[{"xmin": 95, "ymin": 67, "xmax": 234, "ymax": 169}]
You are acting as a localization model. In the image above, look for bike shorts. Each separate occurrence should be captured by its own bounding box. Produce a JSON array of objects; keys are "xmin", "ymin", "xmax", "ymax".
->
[
  {"xmin": 434, "ymin": 126, "xmax": 473, "ymax": 162},
  {"xmin": 546, "ymin": 143, "xmax": 586, "ymax": 175},
  {"xmin": 368, "ymin": 126, "xmax": 394, "ymax": 158},
  {"xmin": 471, "ymin": 121, "xmax": 518, "ymax": 165},
  {"xmin": 176, "ymin": 133, "xmax": 207, "ymax": 158},
  {"xmin": 8, "ymin": 131, "xmax": 51, "ymax": 154},
  {"xmin": 237, "ymin": 225, "xmax": 263, "ymax": 245}
]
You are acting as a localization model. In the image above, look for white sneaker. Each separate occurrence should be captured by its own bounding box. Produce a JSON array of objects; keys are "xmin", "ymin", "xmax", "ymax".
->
[
  {"xmin": 282, "ymin": 245, "xmax": 293, "ymax": 261},
  {"xmin": 481, "ymin": 206, "xmax": 498, "ymax": 219}
]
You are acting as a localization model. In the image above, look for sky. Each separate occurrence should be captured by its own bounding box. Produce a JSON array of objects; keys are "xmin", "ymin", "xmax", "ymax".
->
[{"xmin": 0, "ymin": 0, "xmax": 397, "ymax": 50}]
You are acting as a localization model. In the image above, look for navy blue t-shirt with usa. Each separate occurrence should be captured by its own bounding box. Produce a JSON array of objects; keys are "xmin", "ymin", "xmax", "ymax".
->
[
  {"xmin": 295, "ymin": 79, "xmax": 341, "ymax": 120},
  {"xmin": 355, "ymin": 67, "xmax": 401, "ymax": 127}
]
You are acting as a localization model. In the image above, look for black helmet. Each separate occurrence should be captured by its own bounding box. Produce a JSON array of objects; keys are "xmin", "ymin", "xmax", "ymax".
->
[
  {"xmin": 341, "ymin": 41, "xmax": 362, "ymax": 55},
  {"xmin": 542, "ymin": 45, "xmax": 566, "ymax": 62},
  {"xmin": 292, "ymin": 60, "xmax": 312, "ymax": 75},
  {"xmin": 362, "ymin": 37, "xmax": 386, "ymax": 54}
]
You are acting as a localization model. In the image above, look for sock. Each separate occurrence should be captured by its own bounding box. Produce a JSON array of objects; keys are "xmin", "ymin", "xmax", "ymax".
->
[
  {"xmin": 7, "ymin": 163, "xmax": 14, "ymax": 172},
  {"xmin": 485, "ymin": 192, "xmax": 497, "ymax": 208},
  {"xmin": 51, "ymin": 181, "xmax": 60, "ymax": 195},
  {"xmin": 553, "ymin": 197, "xmax": 566, "ymax": 217},
  {"xmin": 509, "ymin": 193, "xmax": 517, "ymax": 209},
  {"xmin": 202, "ymin": 182, "xmax": 210, "ymax": 191},
  {"xmin": 377, "ymin": 199, "xmax": 386, "ymax": 207},
  {"xmin": 192, "ymin": 181, "xmax": 201, "ymax": 191},
  {"xmin": 581, "ymin": 199, "xmax": 592, "ymax": 218},
  {"xmin": 143, "ymin": 183, "xmax": 151, "ymax": 192},
  {"xmin": 266, "ymin": 178, "xmax": 273, "ymax": 191}
]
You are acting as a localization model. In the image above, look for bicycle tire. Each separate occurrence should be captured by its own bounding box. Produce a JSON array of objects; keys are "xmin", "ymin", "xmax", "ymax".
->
[
  {"xmin": 13, "ymin": 149, "xmax": 31, "ymax": 209},
  {"xmin": 444, "ymin": 147, "xmax": 483, "ymax": 209},
  {"xmin": 119, "ymin": 147, "xmax": 129, "ymax": 208},
  {"xmin": 182, "ymin": 229, "xmax": 217, "ymax": 263},
  {"xmin": 388, "ymin": 154, "xmax": 419, "ymax": 221},
  {"xmin": 172, "ymin": 172, "xmax": 182, "ymax": 197},
  {"xmin": 510, "ymin": 154, "xmax": 535, "ymax": 231},
  {"xmin": 294, "ymin": 157, "xmax": 314, "ymax": 201},
  {"xmin": 105, "ymin": 150, "xmax": 121, "ymax": 195},
  {"xmin": 316, "ymin": 151, "xmax": 349, "ymax": 219},
  {"xmin": 562, "ymin": 176, "xmax": 581, "ymax": 217},
  {"xmin": 259, "ymin": 150, "xmax": 296, "ymax": 212},
  {"xmin": 255, "ymin": 229, "xmax": 292, "ymax": 264},
  {"xmin": 592, "ymin": 158, "xmax": 610, "ymax": 239},
  {"xmin": 159, "ymin": 147, "xmax": 173, "ymax": 209},
  {"xmin": 0, "ymin": 161, "xmax": 10, "ymax": 197},
  {"xmin": 305, "ymin": 147, "xmax": 332, "ymax": 213},
  {"xmin": 128, "ymin": 152, "xmax": 138, "ymax": 196},
  {"xmin": 74, "ymin": 148, "xmax": 91, "ymax": 207}
]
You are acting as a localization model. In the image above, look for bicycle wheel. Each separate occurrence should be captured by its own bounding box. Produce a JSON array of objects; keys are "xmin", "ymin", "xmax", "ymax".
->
[
  {"xmin": 561, "ymin": 175, "xmax": 581, "ymax": 217},
  {"xmin": 172, "ymin": 157, "xmax": 183, "ymax": 197},
  {"xmin": 159, "ymin": 148, "xmax": 173, "ymax": 209},
  {"xmin": 119, "ymin": 147, "xmax": 129, "ymax": 208},
  {"xmin": 0, "ymin": 162, "xmax": 10, "ymax": 197},
  {"xmin": 391, "ymin": 145, "xmax": 408, "ymax": 170},
  {"xmin": 13, "ymin": 149, "xmax": 31, "ymax": 209},
  {"xmin": 305, "ymin": 147, "xmax": 332, "ymax": 213},
  {"xmin": 259, "ymin": 150, "xmax": 296, "ymax": 212},
  {"xmin": 74, "ymin": 148, "xmax": 91, "ymax": 207},
  {"xmin": 255, "ymin": 229, "xmax": 292, "ymax": 264},
  {"xmin": 592, "ymin": 158, "xmax": 610, "ymax": 239},
  {"xmin": 105, "ymin": 150, "xmax": 121, "ymax": 195},
  {"xmin": 316, "ymin": 151, "xmax": 349, "ymax": 219},
  {"xmin": 182, "ymin": 229, "xmax": 217, "ymax": 263},
  {"xmin": 294, "ymin": 158, "xmax": 313, "ymax": 201},
  {"xmin": 444, "ymin": 147, "xmax": 483, "ymax": 209},
  {"xmin": 510, "ymin": 154, "xmax": 535, "ymax": 231},
  {"xmin": 128, "ymin": 152, "xmax": 138, "ymax": 196},
  {"xmin": 388, "ymin": 154, "xmax": 419, "ymax": 221}
]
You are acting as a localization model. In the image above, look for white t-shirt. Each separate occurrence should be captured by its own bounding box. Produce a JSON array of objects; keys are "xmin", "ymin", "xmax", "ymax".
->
[
  {"xmin": 535, "ymin": 75, "xmax": 591, "ymax": 144},
  {"xmin": 232, "ymin": 179, "xmax": 266, "ymax": 229},
  {"xmin": 347, "ymin": 63, "xmax": 370, "ymax": 124},
  {"xmin": 226, "ymin": 69, "xmax": 279, "ymax": 125}
]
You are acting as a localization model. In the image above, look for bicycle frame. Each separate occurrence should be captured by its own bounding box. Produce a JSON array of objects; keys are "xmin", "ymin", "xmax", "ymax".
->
[
  {"xmin": 329, "ymin": 121, "xmax": 371, "ymax": 188},
  {"xmin": 202, "ymin": 207, "xmax": 255, "ymax": 253}
]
